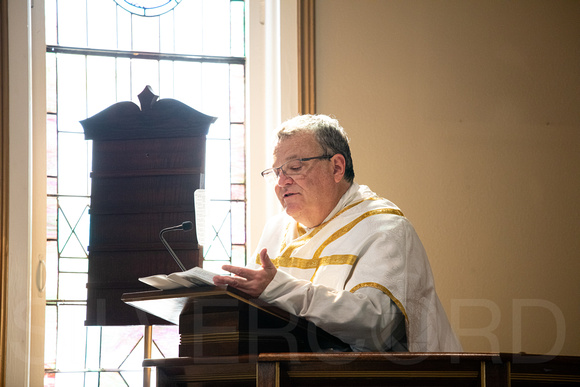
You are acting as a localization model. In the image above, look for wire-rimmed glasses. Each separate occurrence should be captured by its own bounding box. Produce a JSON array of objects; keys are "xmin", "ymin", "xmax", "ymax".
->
[{"xmin": 261, "ymin": 155, "xmax": 334, "ymax": 185}]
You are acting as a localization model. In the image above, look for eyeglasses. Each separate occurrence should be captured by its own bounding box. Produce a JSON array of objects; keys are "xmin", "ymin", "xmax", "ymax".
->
[{"xmin": 261, "ymin": 155, "xmax": 334, "ymax": 184}]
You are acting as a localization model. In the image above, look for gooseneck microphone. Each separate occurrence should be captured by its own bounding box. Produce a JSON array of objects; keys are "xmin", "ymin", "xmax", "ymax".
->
[{"xmin": 159, "ymin": 221, "xmax": 193, "ymax": 272}]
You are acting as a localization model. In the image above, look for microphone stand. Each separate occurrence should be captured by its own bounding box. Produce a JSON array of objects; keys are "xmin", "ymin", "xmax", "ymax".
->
[{"xmin": 159, "ymin": 221, "xmax": 193, "ymax": 272}]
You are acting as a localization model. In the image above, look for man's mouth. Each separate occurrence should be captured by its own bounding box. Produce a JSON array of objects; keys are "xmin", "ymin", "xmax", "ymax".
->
[{"xmin": 283, "ymin": 192, "xmax": 297, "ymax": 198}]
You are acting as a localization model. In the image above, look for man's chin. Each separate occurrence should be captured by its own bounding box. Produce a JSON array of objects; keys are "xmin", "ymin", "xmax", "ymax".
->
[{"xmin": 283, "ymin": 205, "xmax": 301, "ymax": 219}]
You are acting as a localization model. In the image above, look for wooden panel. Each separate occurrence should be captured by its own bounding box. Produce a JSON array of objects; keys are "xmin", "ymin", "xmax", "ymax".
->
[
  {"xmin": 91, "ymin": 136, "xmax": 205, "ymax": 173},
  {"xmin": 87, "ymin": 250, "xmax": 200, "ymax": 283},
  {"xmin": 146, "ymin": 356, "xmax": 257, "ymax": 387},
  {"xmin": 256, "ymin": 353, "xmax": 580, "ymax": 387},
  {"xmin": 82, "ymin": 87, "xmax": 215, "ymax": 326},
  {"xmin": 122, "ymin": 287, "xmax": 350, "ymax": 358},
  {"xmin": 89, "ymin": 174, "xmax": 202, "ymax": 215},
  {"xmin": 88, "ymin": 212, "xmax": 197, "ymax": 250}
]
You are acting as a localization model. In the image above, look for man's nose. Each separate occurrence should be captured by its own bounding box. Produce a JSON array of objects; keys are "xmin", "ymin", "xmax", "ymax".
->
[{"xmin": 276, "ymin": 170, "xmax": 293, "ymax": 186}]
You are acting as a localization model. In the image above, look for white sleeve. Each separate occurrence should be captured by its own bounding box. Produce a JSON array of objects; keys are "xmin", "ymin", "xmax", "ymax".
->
[{"xmin": 259, "ymin": 269, "xmax": 406, "ymax": 351}]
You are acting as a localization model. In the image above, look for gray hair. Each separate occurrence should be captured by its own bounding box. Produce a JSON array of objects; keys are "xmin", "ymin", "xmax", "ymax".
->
[{"xmin": 276, "ymin": 114, "xmax": 355, "ymax": 183}]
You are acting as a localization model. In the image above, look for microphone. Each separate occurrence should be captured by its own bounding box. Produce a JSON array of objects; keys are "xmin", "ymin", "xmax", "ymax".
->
[{"xmin": 159, "ymin": 221, "xmax": 193, "ymax": 272}]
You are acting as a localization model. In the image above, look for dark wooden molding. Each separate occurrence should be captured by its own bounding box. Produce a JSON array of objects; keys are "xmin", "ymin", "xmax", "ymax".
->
[
  {"xmin": 0, "ymin": 0, "xmax": 9, "ymax": 382},
  {"xmin": 298, "ymin": 0, "xmax": 316, "ymax": 115}
]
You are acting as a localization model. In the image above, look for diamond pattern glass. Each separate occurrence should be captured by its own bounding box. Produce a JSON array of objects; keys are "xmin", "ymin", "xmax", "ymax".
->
[{"xmin": 45, "ymin": 1, "xmax": 246, "ymax": 384}]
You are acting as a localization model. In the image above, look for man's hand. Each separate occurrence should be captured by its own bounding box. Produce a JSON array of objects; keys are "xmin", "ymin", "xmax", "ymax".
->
[{"xmin": 213, "ymin": 248, "xmax": 277, "ymax": 298}]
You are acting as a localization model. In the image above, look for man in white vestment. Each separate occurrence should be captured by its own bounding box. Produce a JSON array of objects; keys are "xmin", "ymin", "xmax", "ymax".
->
[{"xmin": 213, "ymin": 114, "xmax": 462, "ymax": 352}]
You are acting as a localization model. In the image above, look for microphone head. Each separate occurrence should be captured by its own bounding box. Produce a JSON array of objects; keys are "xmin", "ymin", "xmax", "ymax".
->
[{"xmin": 182, "ymin": 221, "xmax": 193, "ymax": 231}]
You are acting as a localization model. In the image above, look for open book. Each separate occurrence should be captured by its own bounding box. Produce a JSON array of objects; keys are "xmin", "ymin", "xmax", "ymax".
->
[{"xmin": 139, "ymin": 266, "xmax": 218, "ymax": 290}]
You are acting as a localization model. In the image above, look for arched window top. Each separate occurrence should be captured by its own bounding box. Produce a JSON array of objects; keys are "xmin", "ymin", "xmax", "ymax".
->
[{"xmin": 113, "ymin": 0, "xmax": 182, "ymax": 17}]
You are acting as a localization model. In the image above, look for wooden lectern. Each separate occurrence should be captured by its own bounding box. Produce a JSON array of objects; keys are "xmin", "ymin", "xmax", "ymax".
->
[
  {"xmin": 123, "ymin": 288, "xmax": 580, "ymax": 386},
  {"xmin": 122, "ymin": 286, "xmax": 349, "ymax": 385},
  {"xmin": 123, "ymin": 286, "xmax": 349, "ymax": 357}
]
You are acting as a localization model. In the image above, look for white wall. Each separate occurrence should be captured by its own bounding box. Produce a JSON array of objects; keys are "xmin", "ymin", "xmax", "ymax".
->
[{"xmin": 315, "ymin": 0, "xmax": 580, "ymax": 355}]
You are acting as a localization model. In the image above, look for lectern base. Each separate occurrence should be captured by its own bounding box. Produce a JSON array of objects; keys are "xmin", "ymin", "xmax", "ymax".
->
[{"xmin": 143, "ymin": 356, "xmax": 256, "ymax": 387}]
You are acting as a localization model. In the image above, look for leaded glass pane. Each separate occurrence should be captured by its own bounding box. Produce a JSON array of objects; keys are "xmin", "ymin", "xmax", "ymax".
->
[
  {"xmin": 87, "ymin": 56, "xmax": 117, "ymax": 116},
  {"xmin": 231, "ymin": 1, "xmax": 245, "ymax": 57},
  {"xmin": 114, "ymin": 0, "xmax": 182, "ymax": 17},
  {"xmin": 87, "ymin": 0, "xmax": 117, "ymax": 50},
  {"xmin": 231, "ymin": 184, "xmax": 245, "ymax": 201},
  {"xmin": 204, "ymin": 200, "xmax": 232, "ymax": 262},
  {"xmin": 59, "ymin": 257, "xmax": 88, "ymax": 273},
  {"xmin": 44, "ymin": 305, "xmax": 57, "ymax": 368},
  {"xmin": 203, "ymin": 63, "xmax": 230, "ymax": 138},
  {"xmin": 46, "ymin": 1, "xmax": 246, "ymax": 384},
  {"xmin": 159, "ymin": 60, "xmax": 175, "ymax": 96},
  {"xmin": 116, "ymin": 372, "xmax": 143, "ymax": 386},
  {"xmin": 57, "ymin": 0, "xmax": 87, "ymax": 47},
  {"xmin": 47, "ymin": 114, "xmax": 57, "ymax": 175},
  {"xmin": 230, "ymin": 64, "xmax": 245, "ymax": 122},
  {"xmin": 47, "ymin": 177, "xmax": 57, "ymax": 196},
  {"xmin": 56, "ymin": 305, "xmax": 87, "ymax": 369},
  {"xmin": 47, "ymin": 198, "xmax": 57, "ymax": 240},
  {"xmin": 116, "ymin": 57, "xmax": 132, "ymax": 101},
  {"xmin": 174, "ymin": 0, "xmax": 203, "ymax": 55},
  {"xmin": 117, "ymin": 8, "xmax": 132, "ymax": 50},
  {"xmin": 54, "ymin": 373, "xmax": 85, "ymax": 386},
  {"xmin": 58, "ymin": 273, "xmax": 88, "ymax": 300},
  {"xmin": 84, "ymin": 326, "xmax": 102, "ymax": 370},
  {"xmin": 131, "ymin": 58, "xmax": 160, "ymax": 99},
  {"xmin": 202, "ymin": 0, "xmax": 231, "ymax": 56},
  {"xmin": 83, "ymin": 372, "xmax": 99, "ymax": 387},
  {"xmin": 131, "ymin": 13, "xmax": 161, "ymax": 52},
  {"xmin": 231, "ymin": 124, "xmax": 245, "ymax": 183},
  {"xmin": 206, "ymin": 139, "xmax": 231, "ymax": 201},
  {"xmin": 231, "ymin": 200, "xmax": 246, "ymax": 245},
  {"xmin": 159, "ymin": 12, "xmax": 175, "ymax": 53},
  {"xmin": 174, "ymin": 61, "xmax": 202, "ymax": 108},
  {"xmin": 46, "ymin": 53, "xmax": 57, "ymax": 113},
  {"xmin": 99, "ymin": 326, "xmax": 144, "ymax": 369},
  {"xmin": 57, "ymin": 196, "xmax": 90, "ymax": 256},
  {"xmin": 232, "ymin": 244, "xmax": 246, "ymax": 268},
  {"xmin": 45, "ymin": 0, "xmax": 57, "ymax": 46},
  {"xmin": 56, "ymin": 55, "xmax": 87, "ymax": 132},
  {"xmin": 45, "ymin": 241, "xmax": 58, "ymax": 299},
  {"xmin": 57, "ymin": 133, "xmax": 91, "ymax": 196},
  {"xmin": 152, "ymin": 325, "xmax": 179, "ymax": 358}
]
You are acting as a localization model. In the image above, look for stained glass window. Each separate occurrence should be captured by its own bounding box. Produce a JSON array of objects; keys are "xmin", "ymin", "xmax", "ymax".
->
[{"xmin": 44, "ymin": 1, "xmax": 246, "ymax": 385}]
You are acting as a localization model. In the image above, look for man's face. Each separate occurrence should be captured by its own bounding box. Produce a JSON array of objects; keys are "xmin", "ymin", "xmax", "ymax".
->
[{"xmin": 272, "ymin": 133, "xmax": 340, "ymax": 227}]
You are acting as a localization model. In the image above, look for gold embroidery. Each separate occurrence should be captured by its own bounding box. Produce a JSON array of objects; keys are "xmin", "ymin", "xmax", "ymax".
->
[
  {"xmin": 256, "ymin": 200, "xmax": 405, "ymax": 281},
  {"xmin": 280, "ymin": 200, "xmax": 403, "ymax": 259},
  {"xmin": 267, "ymin": 254, "xmax": 358, "ymax": 270},
  {"xmin": 350, "ymin": 282, "xmax": 408, "ymax": 323},
  {"xmin": 313, "ymin": 208, "xmax": 404, "ymax": 259}
]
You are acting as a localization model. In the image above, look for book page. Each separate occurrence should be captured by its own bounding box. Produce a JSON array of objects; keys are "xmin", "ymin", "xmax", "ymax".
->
[
  {"xmin": 168, "ymin": 266, "xmax": 217, "ymax": 287},
  {"xmin": 138, "ymin": 274, "xmax": 185, "ymax": 290},
  {"xmin": 139, "ymin": 266, "xmax": 218, "ymax": 290}
]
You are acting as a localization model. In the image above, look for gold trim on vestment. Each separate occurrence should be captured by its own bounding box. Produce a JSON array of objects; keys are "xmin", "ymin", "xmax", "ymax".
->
[
  {"xmin": 280, "ymin": 200, "xmax": 404, "ymax": 260},
  {"xmin": 349, "ymin": 282, "xmax": 408, "ymax": 324},
  {"xmin": 272, "ymin": 254, "xmax": 359, "ymax": 270},
  {"xmin": 313, "ymin": 207, "xmax": 404, "ymax": 260}
]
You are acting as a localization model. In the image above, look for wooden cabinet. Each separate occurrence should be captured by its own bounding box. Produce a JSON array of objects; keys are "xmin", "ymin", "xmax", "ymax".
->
[{"xmin": 81, "ymin": 86, "xmax": 216, "ymax": 326}]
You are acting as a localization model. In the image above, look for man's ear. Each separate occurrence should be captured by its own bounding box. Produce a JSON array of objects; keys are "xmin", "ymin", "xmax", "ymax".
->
[{"xmin": 332, "ymin": 154, "xmax": 346, "ymax": 183}]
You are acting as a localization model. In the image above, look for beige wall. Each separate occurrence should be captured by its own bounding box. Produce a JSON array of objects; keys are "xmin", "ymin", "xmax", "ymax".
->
[{"xmin": 315, "ymin": 0, "xmax": 580, "ymax": 356}]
